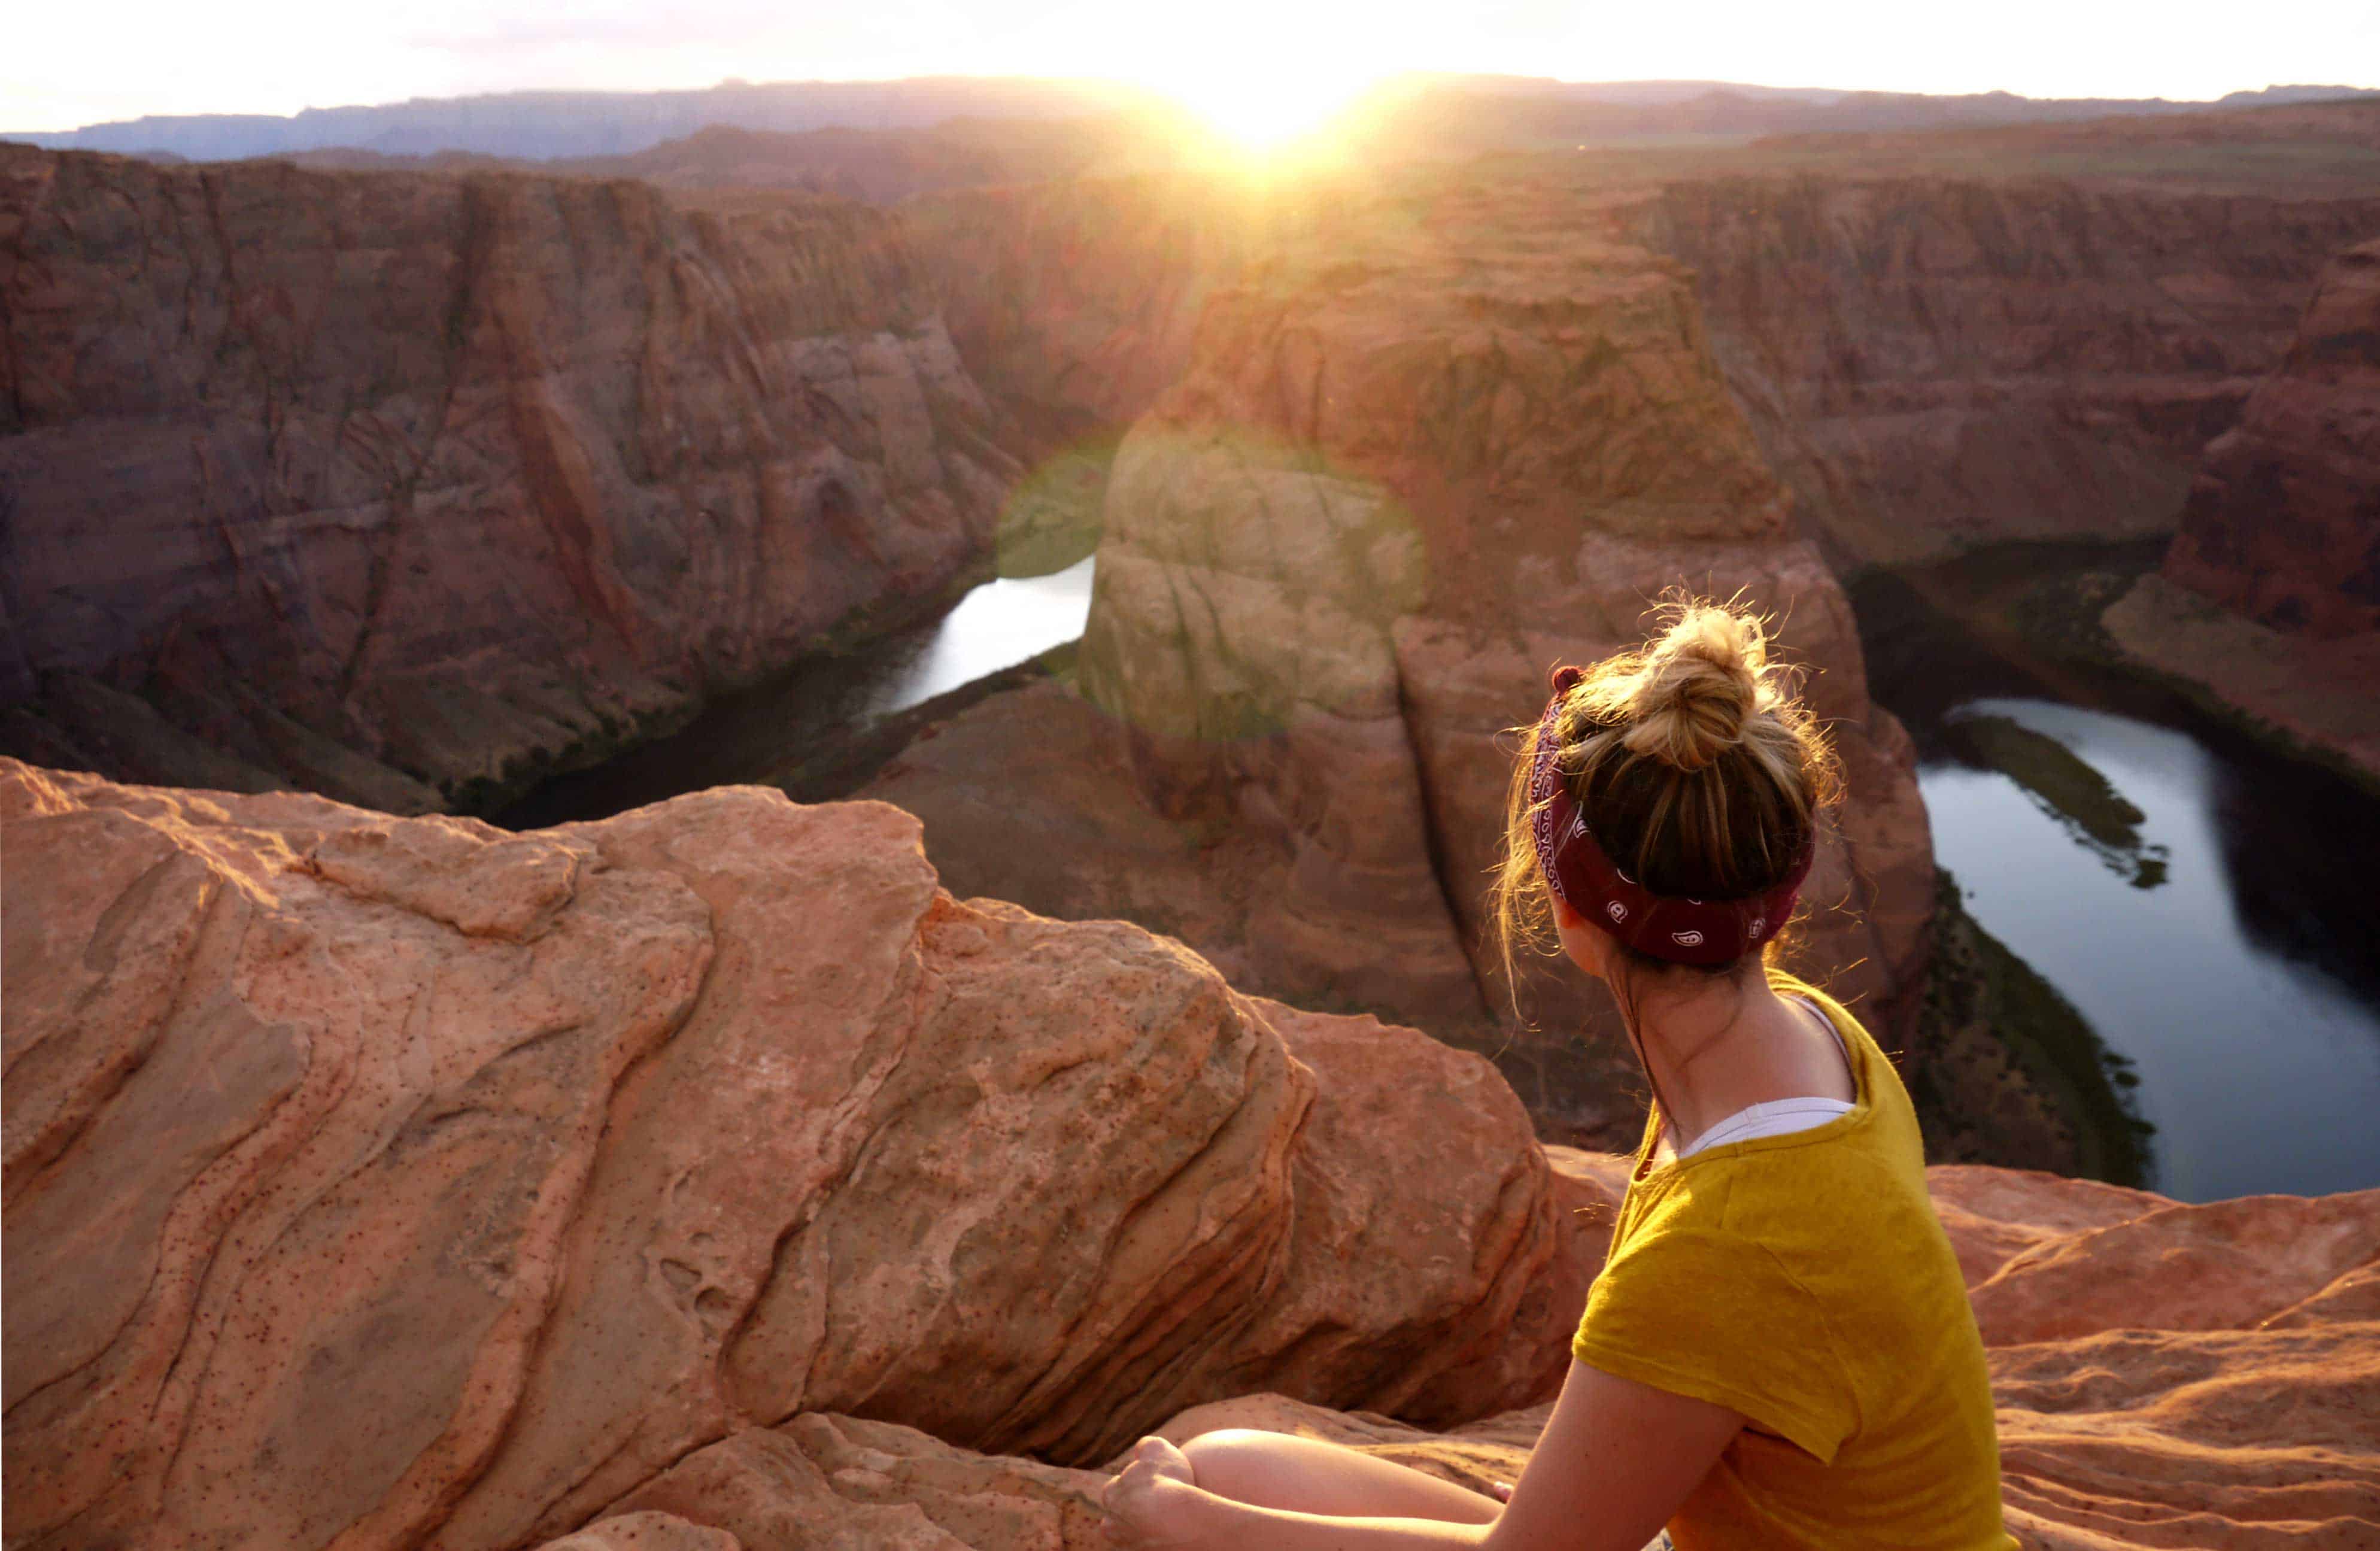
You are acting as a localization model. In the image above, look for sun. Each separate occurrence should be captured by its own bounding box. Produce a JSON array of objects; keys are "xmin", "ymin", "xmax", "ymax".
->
[
  {"xmin": 1110, "ymin": 3, "xmax": 1391, "ymax": 153},
  {"xmin": 1155, "ymin": 62, "xmax": 1383, "ymax": 150}
]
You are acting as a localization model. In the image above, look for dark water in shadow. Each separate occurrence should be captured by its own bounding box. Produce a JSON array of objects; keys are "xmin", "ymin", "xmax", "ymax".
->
[
  {"xmin": 1853, "ymin": 560, "xmax": 2380, "ymax": 1200},
  {"xmin": 496, "ymin": 557, "xmax": 1095, "ymax": 828}
]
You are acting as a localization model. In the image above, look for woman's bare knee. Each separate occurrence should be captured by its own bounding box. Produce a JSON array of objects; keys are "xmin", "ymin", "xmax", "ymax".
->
[{"xmin": 1179, "ymin": 1429, "xmax": 1293, "ymax": 1507}]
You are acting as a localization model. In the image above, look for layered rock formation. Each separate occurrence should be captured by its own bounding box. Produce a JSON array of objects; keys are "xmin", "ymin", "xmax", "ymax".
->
[
  {"xmin": 888, "ymin": 177, "xmax": 1932, "ymax": 1140},
  {"xmin": 0, "ymin": 759, "xmax": 1568, "ymax": 1549},
  {"xmin": 0, "ymin": 145, "xmax": 1019, "ymax": 812},
  {"xmin": 2102, "ymin": 237, "xmax": 2380, "ymax": 782},
  {"xmin": 904, "ymin": 161, "xmax": 2380, "ymax": 578},
  {"xmin": 1623, "ymin": 178, "xmax": 2380, "ymax": 565},
  {"xmin": 7, "ymin": 760, "xmax": 2372, "ymax": 1551},
  {"xmin": 2160, "ymin": 236, "xmax": 2380, "ymax": 636}
]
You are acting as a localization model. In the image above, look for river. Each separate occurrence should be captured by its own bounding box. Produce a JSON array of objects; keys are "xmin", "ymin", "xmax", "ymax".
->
[
  {"xmin": 494, "ymin": 556, "xmax": 1097, "ymax": 829},
  {"xmin": 1853, "ymin": 553, "xmax": 2380, "ymax": 1201}
]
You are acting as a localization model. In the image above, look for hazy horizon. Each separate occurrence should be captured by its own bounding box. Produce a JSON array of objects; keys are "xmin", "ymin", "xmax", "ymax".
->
[{"xmin": 11, "ymin": 0, "xmax": 2379, "ymax": 137}]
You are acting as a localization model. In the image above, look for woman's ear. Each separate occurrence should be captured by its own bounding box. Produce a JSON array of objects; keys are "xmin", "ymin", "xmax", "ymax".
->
[{"xmin": 1549, "ymin": 892, "xmax": 1609, "ymax": 981}]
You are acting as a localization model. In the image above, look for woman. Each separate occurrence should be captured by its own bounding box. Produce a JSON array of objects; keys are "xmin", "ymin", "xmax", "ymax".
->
[{"xmin": 1100, "ymin": 603, "xmax": 2016, "ymax": 1550}]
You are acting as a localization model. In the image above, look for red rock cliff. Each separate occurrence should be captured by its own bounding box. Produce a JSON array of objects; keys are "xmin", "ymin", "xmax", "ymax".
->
[
  {"xmin": 2161, "ymin": 237, "xmax": 2380, "ymax": 638},
  {"xmin": 1625, "ymin": 177, "xmax": 2380, "ymax": 564},
  {"xmin": 909, "ymin": 175, "xmax": 1273, "ymax": 453},
  {"xmin": 0, "ymin": 147, "xmax": 1019, "ymax": 811},
  {"xmin": 907, "ymin": 166, "xmax": 2380, "ymax": 577}
]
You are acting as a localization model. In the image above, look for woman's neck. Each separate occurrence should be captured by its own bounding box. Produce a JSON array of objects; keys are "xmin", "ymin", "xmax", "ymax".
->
[{"xmin": 1629, "ymin": 973, "xmax": 1853, "ymax": 1149}]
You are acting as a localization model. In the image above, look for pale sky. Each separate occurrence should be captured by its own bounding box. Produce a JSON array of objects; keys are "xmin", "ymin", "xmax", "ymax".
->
[{"xmin": 7, "ymin": 0, "xmax": 2378, "ymax": 134}]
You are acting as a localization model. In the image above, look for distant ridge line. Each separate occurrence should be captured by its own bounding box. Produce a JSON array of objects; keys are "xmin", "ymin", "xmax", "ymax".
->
[{"xmin": 10, "ymin": 75, "xmax": 2376, "ymax": 166}]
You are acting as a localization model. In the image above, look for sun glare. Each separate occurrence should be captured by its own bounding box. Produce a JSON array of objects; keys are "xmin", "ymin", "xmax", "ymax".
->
[{"xmin": 1155, "ymin": 62, "xmax": 1383, "ymax": 150}]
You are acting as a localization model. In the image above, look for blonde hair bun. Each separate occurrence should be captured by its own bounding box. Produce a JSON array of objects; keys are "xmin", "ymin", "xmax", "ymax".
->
[
  {"xmin": 1489, "ymin": 593, "xmax": 1839, "ymax": 998},
  {"xmin": 1619, "ymin": 605, "xmax": 1769, "ymax": 772}
]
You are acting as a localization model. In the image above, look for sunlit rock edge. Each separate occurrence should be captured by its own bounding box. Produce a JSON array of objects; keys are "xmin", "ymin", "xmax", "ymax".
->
[{"xmin": 2, "ymin": 759, "xmax": 2374, "ymax": 1551}]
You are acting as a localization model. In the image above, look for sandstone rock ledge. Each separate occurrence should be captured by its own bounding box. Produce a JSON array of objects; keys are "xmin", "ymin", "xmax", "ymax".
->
[{"xmin": 4, "ymin": 760, "xmax": 2374, "ymax": 1551}]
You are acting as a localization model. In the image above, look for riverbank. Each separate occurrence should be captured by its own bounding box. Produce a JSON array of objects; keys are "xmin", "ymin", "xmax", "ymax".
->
[
  {"xmin": 2097, "ymin": 576, "xmax": 2379, "ymax": 795},
  {"xmin": 1913, "ymin": 539, "xmax": 2380, "ymax": 797},
  {"xmin": 1905, "ymin": 870, "xmax": 2158, "ymax": 1186}
]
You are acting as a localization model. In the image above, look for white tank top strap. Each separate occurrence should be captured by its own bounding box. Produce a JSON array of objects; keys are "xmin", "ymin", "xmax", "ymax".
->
[{"xmin": 1667, "ymin": 994, "xmax": 1857, "ymax": 1160}]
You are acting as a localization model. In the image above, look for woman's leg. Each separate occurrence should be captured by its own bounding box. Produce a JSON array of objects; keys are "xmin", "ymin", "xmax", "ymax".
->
[{"xmin": 1178, "ymin": 1429, "xmax": 1503, "ymax": 1525}]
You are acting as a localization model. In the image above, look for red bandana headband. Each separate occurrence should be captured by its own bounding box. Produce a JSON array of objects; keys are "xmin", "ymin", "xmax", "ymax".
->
[{"xmin": 1529, "ymin": 664, "xmax": 1813, "ymax": 967}]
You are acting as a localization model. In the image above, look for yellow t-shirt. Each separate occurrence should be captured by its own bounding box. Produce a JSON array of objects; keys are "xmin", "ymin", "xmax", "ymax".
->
[{"xmin": 1569, "ymin": 972, "xmax": 2017, "ymax": 1551}]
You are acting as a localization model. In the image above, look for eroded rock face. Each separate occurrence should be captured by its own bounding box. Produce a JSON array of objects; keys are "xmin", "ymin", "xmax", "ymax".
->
[
  {"xmin": 2096, "ymin": 237, "xmax": 2380, "ymax": 785},
  {"xmin": 2162, "ymin": 238, "xmax": 2380, "ymax": 639},
  {"xmin": 0, "ymin": 146, "xmax": 1017, "ymax": 811},
  {"xmin": 911, "ymin": 177, "xmax": 1272, "ymax": 453},
  {"xmin": 1065, "ymin": 181, "xmax": 1933, "ymax": 1133},
  {"xmin": 1629, "ymin": 179, "xmax": 2380, "ymax": 565},
  {"xmin": 0, "ymin": 760, "xmax": 1568, "ymax": 1550}
]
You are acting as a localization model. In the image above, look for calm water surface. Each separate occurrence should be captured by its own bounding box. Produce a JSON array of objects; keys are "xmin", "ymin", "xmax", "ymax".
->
[
  {"xmin": 496, "ymin": 557, "xmax": 1095, "ymax": 827},
  {"xmin": 1923, "ymin": 699, "xmax": 2380, "ymax": 1200},
  {"xmin": 1857, "ymin": 563, "xmax": 2380, "ymax": 1201},
  {"xmin": 866, "ymin": 557, "xmax": 1097, "ymax": 712}
]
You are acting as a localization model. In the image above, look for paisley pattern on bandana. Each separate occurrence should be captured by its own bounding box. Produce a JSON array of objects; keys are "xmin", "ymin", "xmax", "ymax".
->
[{"xmin": 1529, "ymin": 666, "xmax": 1812, "ymax": 967}]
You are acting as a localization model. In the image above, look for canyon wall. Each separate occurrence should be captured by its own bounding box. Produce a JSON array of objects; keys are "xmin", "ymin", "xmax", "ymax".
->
[
  {"xmin": 903, "ymin": 168, "xmax": 2380, "ymax": 581},
  {"xmin": 903, "ymin": 174, "xmax": 1282, "ymax": 569},
  {"xmin": 1060, "ymin": 177, "xmax": 1932, "ymax": 1138},
  {"xmin": 912, "ymin": 176, "xmax": 1271, "ymax": 452},
  {"xmin": 6, "ymin": 760, "xmax": 2374, "ymax": 1551},
  {"xmin": 0, "ymin": 146, "xmax": 1019, "ymax": 811},
  {"xmin": 1624, "ymin": 177, "xmax": 2380, "ymax": 564},
  {"xmin": 2102, "ymin": 235, "xmax": 2380, "ymax": 782},
  {"xmin": 2161, "ymin": 236, "xmax": 2380, "ymax": 638}
]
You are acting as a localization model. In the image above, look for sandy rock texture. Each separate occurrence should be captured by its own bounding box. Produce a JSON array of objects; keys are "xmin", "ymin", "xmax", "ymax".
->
[
  {"xmin": 0, "ymin": 145, "xmax": 1018, "ymax": 812},
  {"xmin": 997, "ymin": 177, "xmax": 1932, "ymax": 1140},
  {"xmin": 1133, "ymin": 1166, "xmax": 2380, "ymax": 1551},
  {"xmin": 1, "ymin": 759, "xmax": 1570, "ymax": 1551},
  {"xmin": 1628, "ymin": 179, "xmax": 2380, "ymax": 566},
  {"xmin": 6, "ymin": 760, "xmax": 2374, "ymax": 1551},
  {"xmin": 517, "ymin": 1169, "xmax": 2380, "ymax": 1551}
]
